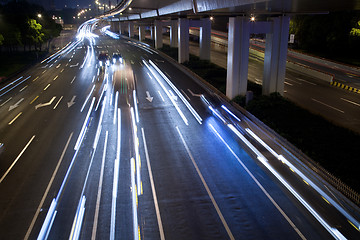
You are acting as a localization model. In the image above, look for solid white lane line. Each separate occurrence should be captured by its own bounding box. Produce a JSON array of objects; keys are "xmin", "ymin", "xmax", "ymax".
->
[
  {"xmin": 340, "ymin": 98, "xmax": 360, "ymax": 107},
  {"xmin": 133, "ymin": 90, "xmax": 140, "ymax": 123},
  {"xmin": 0, "ymin": 97, "xmax": 12, "ymax": 106},
  {"xmin": 147, "ymin": 72, "xmax": 153, "ymax": 79},
  {"xmin": 176, "ymin": 126, "xmax": 235, "ymax": 240},
  {"xmin": 0, "ymin": 135, "xmax": 36, "ymax": 183},
  {"xmin": 130, "ymin": 107, "xmax": 141, "ymax": 195},
  {"xmin": 110, "ymin": 158, "xmax": 119, "ymax": 240},
  {"xmin": 141, "ymin": 128, "xmax": 165, "ymax": 240},
  {"xmin": 209, "ymin": 124, "xmax": 306, "ymax": 240},
  {"xmin": 20, "ymin": 85, "xmax": 28, "ymax": 92},
  {"xmin": 69, "ymin": 196, "xmax": 86, "ymax": 240},
  {"xmin": 53, "ymin": 96, "xmax": 63, "ymax": 109},
  {"xmin": 158, "ymin": 91, "xmax": 165, "ymax": 102},
  {"xmin": 130, "ymin": 158, "xmax": 140, "ymax": 240},
  {"xmin": 44, "ymin": 84, "xmax": 51, "ymax": 91},
  {"xmin": 116, "ymin": 108, "xmax": 121, "ymax": 162},
  {"xmin": 71, "ymin": 76, "xmax": 76, "ymax": 84},
  {"xmin": 113, "ymin": 91, "xmax": 118, "ymax": 125},
  {"xmin": 181, "ymin": 89, "xmax": 191, "ymax": 100},
  {"xmin": 296, "ymin": 78, "xmax": 317, "ymax": 86},
  {"xmin": 111, "ymin": 109, "xmax": 121, "ymax": 240},
  {"xmin": 149, "ymin": 60, "xmax": 202, "ymax": 124},
  {"xmin": 254, "ymin": 78, "xmax": 262, "ymax": 84},
  {"xmin": 285, "ymin": 78, "xmax": 302, "ymax": 84},
  {"xmin": 24, "ymin": 133, "xmax": 73, "ymax": 240},
  {"xmin": 75, "ymin": 97, "xmax": 95, "ymax": 150},
  {"xmin": 8, "ymin": 112, "xmax": 22, "ymax": 125},
  {"xmin": 91, "ymin": 131, "xmax": 108, "ymax": 240},
  {"xmin": 311, "ymin": 98, "xmax": 344, "ymax": 113},
  {"xmin": 80, "ymin": 85, "xmax": 95, "ymax": 112}
]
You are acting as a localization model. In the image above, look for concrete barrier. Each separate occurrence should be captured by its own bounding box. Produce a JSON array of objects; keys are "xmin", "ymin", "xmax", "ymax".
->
[
  {"xmin": 286, "ymin": 61, "xmax": 334, "ymax": 83},
  {"xmin": 249, "ymin": 48, "xmax": 334, "ymax": 83}
]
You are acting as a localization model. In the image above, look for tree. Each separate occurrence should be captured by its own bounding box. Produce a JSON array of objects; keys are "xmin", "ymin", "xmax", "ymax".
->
[
  {"xmin": 0, "ymin": 24, "xmax": 22, "ymax": 52},
  {"xmin": 0, "ymin": 0, "xmax": 61, "ymax": 52},
  {"xmin": 0, "ymin": 34, "xmax": 4, "ymax": 46},
  {"xmin": 350, "ymin": 21, "xmax": 360, "ymax": 37},
  {"xmin": 26, "ymin": 19, "xmax": 44, "ymax": 51},
  {"xmin": 289, "ymin": 11, "xmax": 360, "ymax": 58},
  {"xmin": 40, "ymin": 15, "xmax": 62, "ymax": 51}
]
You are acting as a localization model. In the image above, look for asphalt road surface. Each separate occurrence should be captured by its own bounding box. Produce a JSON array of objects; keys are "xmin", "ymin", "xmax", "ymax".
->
[
  {"xmin": 167, "ymin": 35, "xmax": 360, "ymax": 134},
  {"xmin": 0, "ymin": 22, "xmax": 359, "ymax": 240}
]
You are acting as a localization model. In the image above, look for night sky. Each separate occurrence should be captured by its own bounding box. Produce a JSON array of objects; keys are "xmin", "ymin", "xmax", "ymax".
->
[{"xmin": 48, "ymin": 0, "xmax": 119, "ymax": 10}]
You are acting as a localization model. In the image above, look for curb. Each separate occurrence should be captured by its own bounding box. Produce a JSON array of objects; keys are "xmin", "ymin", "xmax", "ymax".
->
[{"xmin": 330, "ymin": 81, "xmax": 360, "ymax": 94}]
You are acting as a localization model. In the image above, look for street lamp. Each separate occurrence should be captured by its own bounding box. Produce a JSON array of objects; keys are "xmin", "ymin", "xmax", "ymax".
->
[{"xmin": 37, "ymin": 13, "xmax": 42, "ymax": 18}]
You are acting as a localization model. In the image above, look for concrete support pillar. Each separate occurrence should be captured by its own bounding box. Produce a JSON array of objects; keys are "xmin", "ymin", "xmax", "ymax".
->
[
  {"xmin": 119, "ymin": 22, "xmax": 123, "ymax": 34},
  {"xmin": 118, "ymin": 18, "xmax": 121, "ymax": 35},
  {"xmin": 150, "ymin": 26, "xmax": 154, "ymax": 40},
  {"xmin": 199, "ymin": 17, "xmax": 211, "ymax": 60},
  {"xmin": 263, "ymin": 16, "xmax": 290, "ymax": 95},
  {"xmin": 139, "ymin": 26, "xmax": 145, "ymax": 41},
  {"xmin": 154, "ymin": 20, "xmax": 163, "ymax": 49},
  {"xmin": 178, "ymin": 18, "xmax": 189, "ymax": 63},
  {"xmin": 226, "ymin": 17, "xmax": 250, "ymax": 99},
  {"xmin": 170, "ymin": 21, "xmax": 178, "ymax": 48},
  {"xmin": 128, "ymin": 22, "xmax": 134, "ymax": 38}
]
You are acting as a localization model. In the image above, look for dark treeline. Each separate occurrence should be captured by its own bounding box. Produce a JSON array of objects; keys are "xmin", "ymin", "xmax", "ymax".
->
[
  {"xmin": 0, "ymin": 0, "xmax": 62, "ymax": 52},
  {"xmin": 289, "ymin": 11, "xmax": 360, "ymax": 62}
]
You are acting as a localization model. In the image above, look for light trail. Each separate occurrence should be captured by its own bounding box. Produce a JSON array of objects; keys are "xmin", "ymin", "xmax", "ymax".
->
[
  {"xmin": 75, "ymin": 97, "xmax": 95, "ymax": 150},
  {"xmin": 245, "ymin": 128, "xmax": 360, "ymax": 232},
  {"xmin": 0, "ymin": 135, "xmax": 35, "ymax": 183},
  {"xmin": 80, "ymin": 85, "xmax": 95, "ymax": 112},
  {"xmin": 149, "ymin": 60, "xmax": 203, "ymax": 124},
  {"xmin": 131, "ymin": 158, "xmax": 140, "ymax": 240},
  {"xmin": 91, "ymin": 131, "xmax": 108, "ymax": 240},
  {"xmin": 133, "ymin": 90, "xmax": 140, "ymax": 123},
  {"xmin": 224, "ymin": 124, "xmax": 347, "ymax": 239},
  {"xmin": 25, "ymin": 133, "xmax": 73, "ymax": 240},
  {"xmin": 143, "ymin": 60, "xmax": 189, "ymax": 125},
  {"xmin": 131, "ymin": 107, "xmax": 142, "ymax": 195},
  {"xmin": 141, "ymin": 128, "xmax": 166, "ymax": 240}
]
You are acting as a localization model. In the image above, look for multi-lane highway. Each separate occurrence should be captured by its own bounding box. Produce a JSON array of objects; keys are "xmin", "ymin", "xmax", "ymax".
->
[
  {"xmin": 177, "ymin": 35, "xmax": 360, "ymax": 134},
  {"xmin": 0, "ymin": 21, "xmax": 359, "ymax": 240}
]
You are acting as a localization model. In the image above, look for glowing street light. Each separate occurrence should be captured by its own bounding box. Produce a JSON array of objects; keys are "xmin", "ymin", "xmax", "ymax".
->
[{"xmin": 37, "ymin": 13, "xmax": 42, "ymax": 18}]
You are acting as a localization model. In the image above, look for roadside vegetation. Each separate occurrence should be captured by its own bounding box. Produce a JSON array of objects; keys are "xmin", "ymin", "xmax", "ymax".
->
[
  {"xmin": 0, "ymin": 1, "xmax": 62, "ymax": 79},
  {"xmin": 159, "ymin": 44, "xmax": 360, "ymax": 194},
  {"xmin": 289, "ymin": 11, "xmax": 360, "ymax": 67}
]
